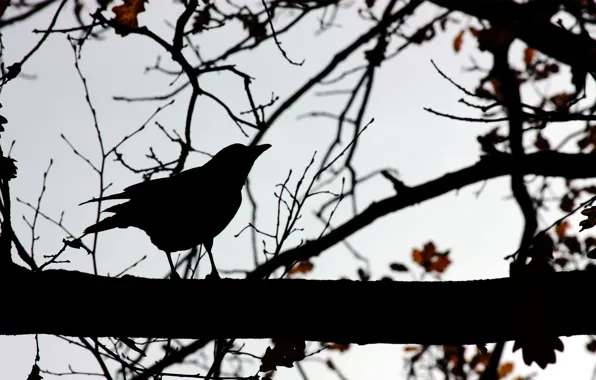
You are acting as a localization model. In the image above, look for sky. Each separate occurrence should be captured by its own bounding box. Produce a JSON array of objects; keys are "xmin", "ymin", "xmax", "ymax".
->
[{"xmin": 0, "ymin": 0, "xmax": 595, "ymax": 379}]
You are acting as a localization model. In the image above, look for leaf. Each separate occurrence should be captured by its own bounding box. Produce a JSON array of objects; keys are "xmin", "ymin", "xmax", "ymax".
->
[
  {"xmin": 563, "ymin": 236, "xmax": 582, "ymax": 253},
  {"xmin": 112, "ymin": 0, "xmax": 147, "ymax": 32},
  {"xmin": 453, "ymin": 29, "xmax": 464, "ymax": 52},
  {"xmin": 0, "ymin": 156, "xmax": 17, "ymax": 181},
  {"xmin": 580, "ymin": 207, "xmax": 596, "ymax": 231},
  {"xmin": 524, "ymin": 47, "xmax": 536, "ymax": 67},
  {"xmin": 587, "ymin": 339, "xmax": 596, "ymax": 353},
  {"xmin": 389, "ymin": 262, "xmax": 409, "ymax": 272},
  {"xmin": 585, "ymin": 236, "xmax": 596, "ymax": 250},
  {"xmin": 534, "ymin": 133, "xmax": 550, "ymax": 150},
  {"xmin": 429, "ymin": 254, "xmax": 451, "ymax": 273},
  {"xmin": 260, "ymin": 339, "xmax": 306, "ymax": 372},
  {"xmin": 357, "ymin": 268, "xmax": 370, "ymax": 281},
  {"xmin": 288, "ymin": 260, "xmax": 314, "ymax": 275},
  {"xmin": 560, "ymin": 194, "xmax": 575, "ymax": 213},
  {"xmin": 468, "ymin": 27, "xmax": 480, "ymax": 38},
  {"xmin": 365, "ymin": 0, "xmax": 375, "ymax": 8},
  {"xmin": 328, "ymin": 343, "xmax": 350, "ymax": 352},
  {"xmin": 555, "ymin": 221, "xmax": 569, "ymax": 239},
  {"xmin": 192, "ymin": 5, "xmax": 211, "ymax": 34},
  {"xmin": 404, "ymin": 345, "xmax": 421, "ymax": 352},
  {"xmin": 498, "ymin": 362, "xmax": 514, "ymax": 378}
]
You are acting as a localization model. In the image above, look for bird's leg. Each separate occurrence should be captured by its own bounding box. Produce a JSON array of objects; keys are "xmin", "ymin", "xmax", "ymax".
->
[
  {"xmin": 165, "ymin": 251, "xmax": 181, "ymax": 280},
  {"xmin": 204, "ymin": 242, "xmax": 221, "ymax": 280}
]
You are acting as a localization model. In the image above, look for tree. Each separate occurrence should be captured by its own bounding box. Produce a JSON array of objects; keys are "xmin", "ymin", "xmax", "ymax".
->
[{"xmin": 1, "ymin": 0, "xmax": 596, "ymax": 379}]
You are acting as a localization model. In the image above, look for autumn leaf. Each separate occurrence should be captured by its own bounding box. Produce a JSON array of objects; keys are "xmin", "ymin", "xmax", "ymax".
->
[
  {"xmin": 288, "ymin": 260, "xmax": 314, "ymax": 275},
  {"xmin": 555, "ymin": 221, "xmax": 569, "ymax": 239},
  {"xmin": 580, "ymin": 207, "xmax": 596, "ymax": 231},
  {"xmin": 260, "ymin": 339, "xmax": 306, "ymax": 372},
  {"xmin": 412, "ymin": 242, "xmax": 452, "ymax": 274},
  {"xmin": 585, "ymin": 236, "xmax": 596, "ymax": 250},
  {"xmin": 112, "ymin": 0, "xmax": 147, "ymax": 32},
  {"xmin": 429, "ymin": 255, "xmax": 451, "ymax": 273},
  {"xmin": 453, "ymin": 29, "xmax": 464, "ymax": 52},
  {"xmin": 560, "ymin": 193, "xmax": 575, "ymax": 213},
  {"xmin": 563, "ymin": 236, "xmax": 582, "ymax": 253},
  {"xmin": 534, "ymin": 133, "xmax": 550, "ymax": 150},
  {"xmin": 524, "ymin": 47, "xmax": 536, "ymax": 67},
  {"xmin": 550, "ymin": 92, "xmax": 573, "ymax": 111},
  {"xmin": 404, "ymin": 345, "xmax": 421, "ymax": 352},
  {"xmin": 498, "ymin": 362, "xmax": 514, "ymax": 378},
  {"xmin": 468, "ymin": 27, "xmax": 480, "ymax": 38},
  {"xmin": 328, "ymin": 343, "xmax": 350, "ymax": 352}
]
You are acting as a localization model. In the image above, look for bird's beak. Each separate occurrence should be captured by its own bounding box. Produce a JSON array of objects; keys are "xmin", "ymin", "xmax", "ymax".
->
[{"xmin": 253, "ymin": 144, "xmax": 271, "ymax": 157}]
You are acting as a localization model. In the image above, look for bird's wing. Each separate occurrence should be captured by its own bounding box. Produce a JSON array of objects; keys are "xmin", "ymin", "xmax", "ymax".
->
[{"xmin": 79, "ymin": 166, "xmax": 206, "ymax": 206}]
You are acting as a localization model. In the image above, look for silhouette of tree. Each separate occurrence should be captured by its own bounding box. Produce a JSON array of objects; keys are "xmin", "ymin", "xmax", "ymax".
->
[{"xmin": 2, "ymin": 0, "xmax": 596, "ymax": 379}]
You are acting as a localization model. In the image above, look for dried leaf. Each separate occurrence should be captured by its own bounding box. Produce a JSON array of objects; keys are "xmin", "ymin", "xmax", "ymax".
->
[
  {"xmin": 328, "ymin": 343, "xmax": 350, "ymax": 352},
  {"xmin": 563, "ymin": 236, "xmax": 582, "ymax": 253},
  {"xmin": 555, "ymin": 221, "xmax": 569, "ymax": 239},
  {"xmin": 112, "ymin": 0, "xmax": 147, "ymax": 32},
  {"xmin": 524, "ymin": 47, "xmax": 536, "ymax": 67},
  {"xmin": 498, "ymin": 362, "xmax": 514, "ymax": 378},
  {"xmin": 288, "ymin": 260, "xmax": 314, "ymax": 275},
  {"xmin": 453, "ymin": 29, "xmax": 464, "ymax": 52}
]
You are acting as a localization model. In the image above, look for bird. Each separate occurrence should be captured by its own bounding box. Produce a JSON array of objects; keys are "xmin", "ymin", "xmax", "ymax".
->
[{"xmin": 79, "ymin": 143, "xmax": 271, "ymax": 279}]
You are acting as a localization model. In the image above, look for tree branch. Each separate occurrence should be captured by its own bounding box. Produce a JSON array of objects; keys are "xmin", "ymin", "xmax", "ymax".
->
[{"xmin": 3, "ymin": 268, "xmax": 596, "ymax": 345}]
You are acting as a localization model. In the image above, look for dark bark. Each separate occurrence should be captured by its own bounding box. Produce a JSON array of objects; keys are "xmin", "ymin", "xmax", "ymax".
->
[{"xmin": 2, "ymin": 268, "xmax": 595, "ymax": 344}]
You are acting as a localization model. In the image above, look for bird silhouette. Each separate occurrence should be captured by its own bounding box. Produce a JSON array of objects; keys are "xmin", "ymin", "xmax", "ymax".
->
[{"xmin": 79, "ymin": 143, "xmax": 271, "ymax": 279}]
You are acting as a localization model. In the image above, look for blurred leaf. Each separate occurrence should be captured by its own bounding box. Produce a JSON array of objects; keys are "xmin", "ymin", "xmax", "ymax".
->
[
  {"xmin": 389, "ymin": 262, "xmax": 409, "ymax": 272},
  {"xmin": 453, "ymin": 29, "xmax": 464, "ymax": 52},
  {"xmin": 288, "ymin": 260, "xmax": 314, "ymax": 275},
  {"xmin": 498, "ymin": 362, "xmax": 514, "ymax": 378}
]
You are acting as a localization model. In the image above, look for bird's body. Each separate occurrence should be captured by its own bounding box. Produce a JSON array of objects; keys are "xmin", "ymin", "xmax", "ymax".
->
[{"xmin": 80, "ymin": 143, "xmax": 271, "ymax": 278}]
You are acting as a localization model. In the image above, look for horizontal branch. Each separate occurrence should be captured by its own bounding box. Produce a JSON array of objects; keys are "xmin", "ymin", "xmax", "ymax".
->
[
  {"xmin": 252, "ymin": 152, "xmax": 596, "ymax": 277},
  {"xmin": 3, "ymin": 268, "xmax": 595, "ymax": 345}
]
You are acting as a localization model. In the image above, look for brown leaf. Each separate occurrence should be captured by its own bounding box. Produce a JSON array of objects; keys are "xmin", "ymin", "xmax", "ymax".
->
[
  {"xmin": 563, "ymin": 236, "xmax": 582, "ymax": 253},
  {"xmin": 404, "ymin": 345, "xmax": 421, "ymax": 352},
  {"xmin": 453, "ymin": 29, "xmax": 464, "ymax": 52},
  {"xmin": 524, "ymin": 47, "xmax": 536, "ymax": 67},
  {"xmin": 112, "ymin": 0, "xmax": 147, "ymax": 32},
  {"xmin": 288, "ymin": 260, "xmax": 314, "ymax": 275},
  {"xmin": 498, "ymin": 362, "xmax": 514, "ymax": 378},
  {"xmin": 555, "ymin": 221, "xmax": 569, "ymax": 239},
  {"xmin": 328, "ymin": 343, "xmax": 350, "ymax": 352}
]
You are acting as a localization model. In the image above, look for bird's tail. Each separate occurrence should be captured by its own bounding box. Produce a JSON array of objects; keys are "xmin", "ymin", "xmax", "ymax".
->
[{"xmin": 83, "ymin": 215, "xmax": 124, "ymax": 236}]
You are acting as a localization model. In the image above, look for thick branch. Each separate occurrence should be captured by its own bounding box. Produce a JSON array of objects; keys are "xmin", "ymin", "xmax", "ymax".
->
[
  {"xmin": 3, "ymin": 268, "xmax": 596, "ymax": 344},
  {"xmin": 432, "ymin": 0, "xmax": 596, "ymax": 70},
  {"xmin": 251, "ymin": 152, "xmax": 596, "ymax": 277}
]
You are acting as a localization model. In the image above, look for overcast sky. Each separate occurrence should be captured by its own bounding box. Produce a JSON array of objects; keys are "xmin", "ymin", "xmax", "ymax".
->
[{"xmin": 0, "ymin": 0, "xmax": 595, "ymax": 379}]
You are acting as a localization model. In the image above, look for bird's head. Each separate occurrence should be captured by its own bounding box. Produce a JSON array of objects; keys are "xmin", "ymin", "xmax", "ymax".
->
[{"xmin": 208, "ymin": 143, "xmax": 271, "ymax": 187}]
